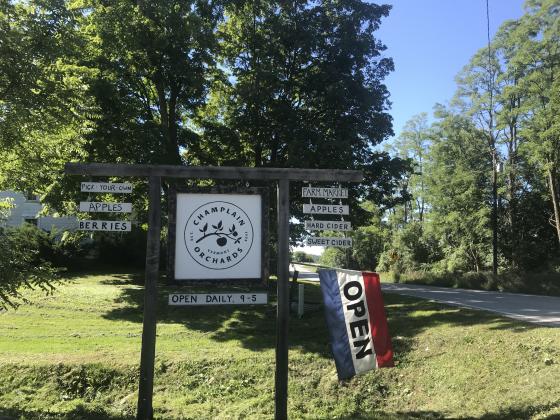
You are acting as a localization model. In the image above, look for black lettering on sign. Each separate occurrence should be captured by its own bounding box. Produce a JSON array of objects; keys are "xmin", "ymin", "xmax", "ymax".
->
[
  {"xmin": 343, "ymin": 280, "xmax": 374, "ymax": 360},
  {"xmin": 343, "ymin": 281, "xmax": 362, "ymax": 301},
  {"xmin": 354, "ymin": 338, "xmax": 373, "ymax": 359},
  {"xmin": 349, "ymin": 319, "xmax": 369, "ymax": 339},
  {"xmin": 347, "ymin": 300, "xmax": 366, "ymax": 318}
]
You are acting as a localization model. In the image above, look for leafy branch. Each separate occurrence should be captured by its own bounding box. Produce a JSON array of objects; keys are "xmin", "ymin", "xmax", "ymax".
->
[{"xmin": 196, "ymin": 221, "xmax": 241, "ymax": 244}]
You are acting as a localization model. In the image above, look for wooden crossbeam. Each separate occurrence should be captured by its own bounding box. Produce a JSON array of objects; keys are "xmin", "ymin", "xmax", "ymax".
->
[{"xmin": 65, "ymin": 162, "xmax": 364, "ymax": 182}]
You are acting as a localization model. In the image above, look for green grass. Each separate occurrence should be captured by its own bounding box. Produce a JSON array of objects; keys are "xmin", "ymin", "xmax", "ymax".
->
[{"xmin": 1, "ymin": 272, "xmax": 560, "ymax": 419}]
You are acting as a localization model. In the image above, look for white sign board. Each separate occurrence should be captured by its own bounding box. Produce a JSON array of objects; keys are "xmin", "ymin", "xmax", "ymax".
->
[
  {"xmin": 81, "ymin": 182, "xmax": 132, "ymax": 194},
  {"xmin": 79, "ymin": 202, "xmax": 132, "ymax": 213},
  {"xmin": 302, "ymin": 187, "xmax": 348, "ymax": 199},
  {"xmin": 168, "ymin": 293, "xmax": 267, "ymax": 306},
  {"xmin": 303, "ymin": 204, "xmax": 349, "ymax": 215},
  {"xmin": 174, "ymin": 193, "xmax": 262, "ymax": 280},
  {"xmin": 78, "ymin": 220, "xmax": 131, "ymax": 231},
  {"xmin": 306, "ymin": 237, "xmax": 352, "ymax": 248},
  {"xmin": 304, "ymin": 220, "xmax": 352, "ymax": 231}
]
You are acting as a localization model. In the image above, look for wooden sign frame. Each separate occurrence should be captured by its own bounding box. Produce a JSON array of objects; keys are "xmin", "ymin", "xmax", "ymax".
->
[
  {"xmin": 167, "ymin": 186, "xmax": 269, "ymax": 287},
  {"xmin": 65, "ymin": 162, "xmax": 362, "ymax": 420}
]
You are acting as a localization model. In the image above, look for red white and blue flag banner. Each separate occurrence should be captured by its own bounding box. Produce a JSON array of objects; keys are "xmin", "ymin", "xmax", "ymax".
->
[{"xmin": 318, "ymin": 269, "xmax": 394, "ymax": 380}]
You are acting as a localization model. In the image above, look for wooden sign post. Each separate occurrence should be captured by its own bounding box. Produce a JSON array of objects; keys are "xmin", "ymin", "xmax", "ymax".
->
[{"xmin": 65, "ymin": 163, "xmax": 362, "ymax": 420}]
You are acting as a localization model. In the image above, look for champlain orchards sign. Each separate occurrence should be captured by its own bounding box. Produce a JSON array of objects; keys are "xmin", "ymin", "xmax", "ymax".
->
[{"xmin": 168, "ymin": 190, "xmax": 266, "ymax": 282}]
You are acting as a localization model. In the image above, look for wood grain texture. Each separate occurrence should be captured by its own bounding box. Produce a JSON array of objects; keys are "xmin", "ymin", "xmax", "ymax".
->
[
  {"xmin": 65, "ymin": 162, "xmax": 363, "ymax": 182},
  {"xmin": 275, "ymin": 178, "xmax": 290, "ymax": 420},
  {"xmin": 137, "ymin": 176, "xmax": 161, "ymax": 420}
]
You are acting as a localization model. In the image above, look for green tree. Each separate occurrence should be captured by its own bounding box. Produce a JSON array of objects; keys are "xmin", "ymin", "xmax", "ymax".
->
[
  {"xmin": 454, "ymin": 41, "xmax": 503, "ymax": 273},
  {"xmin": 509, "ymin": 0, "xmax": 560, "ymax": 248},
  {"xmin": 392, "ymin": 113, "xmax": 431, "ymax": 222},
  {"xmin": 292, "ymin": 250, "xmax": 314, "ymax": 263},
  {"xmin": 318, "ymin": 247, "xmax": 346, "ymax": 269},
  {"xmin": 201, "ymin": 0, "xmax": 406, "ymax": 228},
  {"xmin": 82, "ymin": 0, "xmax": 222, "ymax": 166},
  {"xmin": 424, "ymin": 110, "xmax": 492, "ymax": 272},
  {"xmin": 0, "ymin": 0, "xmax": 95, "ymax": 207}
]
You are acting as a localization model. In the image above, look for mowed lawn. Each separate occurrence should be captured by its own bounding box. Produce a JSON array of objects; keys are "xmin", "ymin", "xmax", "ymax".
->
[{"xmin": 0, "ymin": 273, "xmax": 559, "ymax": 419}]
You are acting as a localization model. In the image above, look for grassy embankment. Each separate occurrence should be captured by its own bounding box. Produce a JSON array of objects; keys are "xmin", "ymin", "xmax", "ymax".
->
[{"xmin": 0, "ymin": 272, "xmax": 559, "ymax": 419}]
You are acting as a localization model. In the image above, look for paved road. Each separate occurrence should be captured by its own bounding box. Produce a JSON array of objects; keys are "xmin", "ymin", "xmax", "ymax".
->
[
  {"xmin": 382, "ymin": 283, "xmax": 560, "ymax": 327},
  {"xmin": 290, "ymin": 265, "xmax": 560, "ymax": 327}
]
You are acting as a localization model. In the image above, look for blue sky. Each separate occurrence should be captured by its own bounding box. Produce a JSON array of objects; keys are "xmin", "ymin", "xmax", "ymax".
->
[{"xmin": 376, "ymin": 0, "xmax": 526, "ymax": 139}]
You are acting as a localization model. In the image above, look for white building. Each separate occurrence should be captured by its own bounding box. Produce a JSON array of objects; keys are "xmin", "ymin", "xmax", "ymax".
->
[{"xmin": 0, "ymin": 190, "xmax": 77, "ymax": 231}]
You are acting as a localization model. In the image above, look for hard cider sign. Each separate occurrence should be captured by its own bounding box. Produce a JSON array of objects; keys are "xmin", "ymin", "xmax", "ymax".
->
[{"xmin": 173, "ymin": 193, "xmax": 262, "ymax": 280}]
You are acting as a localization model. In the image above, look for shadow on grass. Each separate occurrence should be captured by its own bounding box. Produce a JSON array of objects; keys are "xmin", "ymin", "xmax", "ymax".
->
[
  {"xmin": 338, "ymin": 401, "xmax": 560, "ymax": 419},
  {"xmin": 101, "ymin": 274, "xmax": 332, "ymax": 357},
  {"xmin": 0, "ymin": 406, "xmax": 133, "ymax": 420},
  {"xmin": 100, "ymin": 273, "xmax": 547, "ymax": 362}
]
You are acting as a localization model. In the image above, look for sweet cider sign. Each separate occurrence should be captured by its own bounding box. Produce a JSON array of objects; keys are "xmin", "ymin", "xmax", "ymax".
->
[{"xmin": 174, "ymin": 193, "xmax": 262, "ymax": 280}]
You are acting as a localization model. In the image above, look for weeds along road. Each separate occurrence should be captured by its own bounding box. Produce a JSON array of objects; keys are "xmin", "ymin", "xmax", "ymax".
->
[{"xmin": 291, "ymin": 265, "xmax": 560, "ymax": 327}]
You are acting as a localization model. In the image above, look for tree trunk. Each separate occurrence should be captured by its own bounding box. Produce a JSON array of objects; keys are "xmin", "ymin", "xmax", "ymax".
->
[
  {"xmin": 547, "ymin": 167, "xmax": 560, "ymax": 247},
  {"xmin": 492, "ymin": 150, "xmax": 498, "ymax": 276},
  {"xmin": 154, "ymin": 77, "xmax": 181, "ymax": 165}
]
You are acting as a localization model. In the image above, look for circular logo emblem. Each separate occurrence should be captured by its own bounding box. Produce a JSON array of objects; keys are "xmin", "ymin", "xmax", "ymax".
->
[{"xmin": 184, "ymin": 201, "xmax": 254, "ymax": 270}]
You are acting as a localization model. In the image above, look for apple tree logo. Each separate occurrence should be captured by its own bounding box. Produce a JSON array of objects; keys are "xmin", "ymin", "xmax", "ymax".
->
[{"xmin": 184, "ymin": 201, "xmax": 254, "ymax": 270}]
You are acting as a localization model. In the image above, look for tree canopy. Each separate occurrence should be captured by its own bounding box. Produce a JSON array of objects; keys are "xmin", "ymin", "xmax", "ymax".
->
[{"xmin": 0, "ymin": 0, "xmax": 406, "ymax": 228}]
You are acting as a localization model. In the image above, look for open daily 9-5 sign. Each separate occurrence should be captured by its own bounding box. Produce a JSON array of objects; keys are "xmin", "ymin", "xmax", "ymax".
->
[{"xmin": 168, "ymin": 188, "xmax": 268, "ymax": 284}]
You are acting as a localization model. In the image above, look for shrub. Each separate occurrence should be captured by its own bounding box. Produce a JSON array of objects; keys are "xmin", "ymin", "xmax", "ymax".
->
[
  {"xmin": 0, "ymin": 225, "xmax": 61, "ymax": 310},
  {"xmin": 96, "ymin": 227, "xmax": 147, "ymax": 267},
  {"xmin": 292, "ymin": 251, "xmax": 314, "ymax": 263},
  {"xmin": 318, "ymin": 247, "xmax": 347, "ymax": 268}
]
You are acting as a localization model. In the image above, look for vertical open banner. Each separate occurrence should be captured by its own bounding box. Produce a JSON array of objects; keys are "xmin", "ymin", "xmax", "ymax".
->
[{"xmin": 319, "ymin": 269, "xmax": 394, "ymax": 380}]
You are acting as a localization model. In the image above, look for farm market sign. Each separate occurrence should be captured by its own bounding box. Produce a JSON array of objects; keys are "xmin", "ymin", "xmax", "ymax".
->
[
  {"xmin": 303, "ymin": 186, "xmax": 352, "ymax": 248},
  {"xmin": 302, "ymin": 187, "xmax": 348, "ymax": 199}
]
